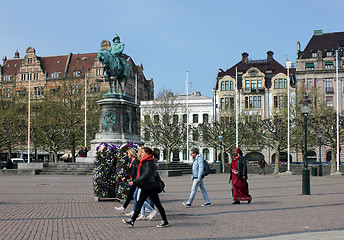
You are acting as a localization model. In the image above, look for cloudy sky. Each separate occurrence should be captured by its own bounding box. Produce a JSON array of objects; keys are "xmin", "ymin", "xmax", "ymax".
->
[{"xmin": 0, "ymin": 0, "xmax": 343, "ymax": 97}]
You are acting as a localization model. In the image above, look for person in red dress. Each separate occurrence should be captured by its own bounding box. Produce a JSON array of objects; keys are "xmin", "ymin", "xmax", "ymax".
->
[{"xmin": 229, "ymin": 148, "xmax": 252, "ymax": 204}]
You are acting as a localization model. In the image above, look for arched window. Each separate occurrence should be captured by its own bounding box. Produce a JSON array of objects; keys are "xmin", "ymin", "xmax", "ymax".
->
[
  {"xmin": 221, "ymin": 81, "xmax": 225, "ymax": 91},
  {"xmin": 203, "ymin": 148, "xmax": 210, "ymax": 160},
  {"xmin": 230, "ymin": 81, "xmax": 234, "ymax": 90}
]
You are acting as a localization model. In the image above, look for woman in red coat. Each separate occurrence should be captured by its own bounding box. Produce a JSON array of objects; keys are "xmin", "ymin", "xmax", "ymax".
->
[{"xmin": 229, "ymin": 148, "xmax": 252, "ymax": 204}]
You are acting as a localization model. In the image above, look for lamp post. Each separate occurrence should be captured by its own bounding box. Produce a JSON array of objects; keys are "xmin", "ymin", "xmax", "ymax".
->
[
  {"xmin": 317, "ymin": 129, "xmax": 323, "ymax": 176},
  {"xmin": 218, "ymin": 135, "xmax": 224, "ymax": 173},
  {"xmin": 286, "ymin": 60, "xmax": 292, "ymax": 174},
  {"xmin": 300, "ymin": 94, "xmax": 312, "ymax": 195}
]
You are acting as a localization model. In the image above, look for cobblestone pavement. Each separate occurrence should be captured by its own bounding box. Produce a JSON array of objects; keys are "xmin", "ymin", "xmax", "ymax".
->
[{"xmin": 0, "ymin": 173, "xmax": 343, "ymax": 240}]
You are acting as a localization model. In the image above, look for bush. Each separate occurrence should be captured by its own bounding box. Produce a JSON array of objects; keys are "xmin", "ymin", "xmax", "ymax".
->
[{"xmin": 93, "ymin": 141, "xmax": 139, "ymax": 199}]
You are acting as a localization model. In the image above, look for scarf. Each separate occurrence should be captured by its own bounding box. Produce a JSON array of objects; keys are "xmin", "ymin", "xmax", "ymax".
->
[{"xmin": 136, "ymin": 154, "xmax": 154, "ymax": 178}]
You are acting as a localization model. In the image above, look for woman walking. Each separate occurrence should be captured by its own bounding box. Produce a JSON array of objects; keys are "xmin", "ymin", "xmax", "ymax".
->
[
  {"xmin": 229, "ymin": 148, "xmax": 252, "ymax": 204},
  {"xmin": 122, "ymin": 147, "xmax": 168, "ymax": 228}
]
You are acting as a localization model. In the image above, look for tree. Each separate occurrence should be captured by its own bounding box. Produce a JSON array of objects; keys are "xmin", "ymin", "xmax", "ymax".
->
[
  {"xmin": 0, "ymin": 92, "xmax": 27, "ymax": 160},
  {"xmin": 140, "ymin": 89, "xmax": 186, "ymax": 162}
]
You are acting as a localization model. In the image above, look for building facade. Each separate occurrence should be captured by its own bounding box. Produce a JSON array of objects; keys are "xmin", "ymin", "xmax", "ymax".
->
[
  {"xmin": 214, "ymin": 51, "xmax": 296, "ymax": 163},
  {"xmin": 296, "ymin": 30, "xmax": 344, "ymax": 162},
  {"xmin": 0, "ymin": 42, "xmax": 154, "ymax": 103},
  {"xmin": 140, "ymin": 92, "xmax": 215, "ymax": 163}
]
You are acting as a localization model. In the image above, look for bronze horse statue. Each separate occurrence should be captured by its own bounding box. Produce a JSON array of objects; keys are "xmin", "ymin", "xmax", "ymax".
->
[{"xmin": 97, "ymin": 49, "xmax": 130, "ymax": 95}]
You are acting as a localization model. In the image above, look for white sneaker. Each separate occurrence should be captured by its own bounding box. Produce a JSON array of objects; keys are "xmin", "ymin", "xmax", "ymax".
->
[
  {"xmin": 115, "ymin": 206, "xmax": 125, "ymax": 214},
  {"xmin": 146, "ymin": 209, "xmax": 157, "ymax": 220},
  {"xmin": 125, "ymin": 211, "xmax": 134, "ymax": 217},
  {"xmin": 136, "ymin": 214, "xmax": 146, "ymax": 221}
]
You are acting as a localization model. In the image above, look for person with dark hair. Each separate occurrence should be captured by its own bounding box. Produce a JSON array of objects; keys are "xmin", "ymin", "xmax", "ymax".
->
[
  {"xmin": 122, "ymin": 147, "xmax": 168, "ymax": 228},
  {"xmin": 258, "ymin": 155, "xmax": 268, "ymax": 175},
  {"xmin": 229, "ymin": 148, "xmax": 252, "ymax": 204},
  {"xmin": 183, "ymin": 147, "xmax": 211, "ymax": 207}
]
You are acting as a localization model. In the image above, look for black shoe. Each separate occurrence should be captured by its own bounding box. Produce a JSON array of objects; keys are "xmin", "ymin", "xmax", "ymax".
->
[
  {"xmin": 157, "ymin": 220, "xmax": 169, "ymax": 228},
  {"xmin": 122, "ymin": 219, "xmax": 134, "ymax": 227},
  {"xmin": 232, "ymin": 201, "xmax": 240, "ymax": 204},
  {"xmin": 248, "ymin": 199, "xmax": 252, "ymax": 204}
]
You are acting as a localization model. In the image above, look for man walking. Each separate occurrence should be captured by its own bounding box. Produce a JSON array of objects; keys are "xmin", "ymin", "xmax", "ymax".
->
[
  {"xmin": 258, "ymin": 155, "xmax": 267, "ymax": 175},
  {"xmin": 183, "ymin": 148, "xmax": 211, "ymax": 207}
]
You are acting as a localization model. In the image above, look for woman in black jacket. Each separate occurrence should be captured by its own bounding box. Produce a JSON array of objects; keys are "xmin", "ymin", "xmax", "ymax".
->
[
  {"xmin": 122, "ymin": 147, "xmax": 169, "ymax": 228},
  {"xmin": 115, "ymin": 148, "xmax": 139, "ymax": 214}
]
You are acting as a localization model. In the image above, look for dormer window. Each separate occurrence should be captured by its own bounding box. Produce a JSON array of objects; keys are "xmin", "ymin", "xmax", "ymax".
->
[
  {"xmin": 311, "ymin": 52, "xmax": 317, "ymax": 58},
  {"xmin": 51, "ymin": 72, "xmax": 60, "ymax": 79},
  {"xmin": 28, "ymin": 58, "xmax": 33, "ymax": 64},
  {"xmin": 326, "ymin": 51, "xmax": 333, "ymax": 57},
  {"xmin": 73, "ymin": 71, "xmax": 81, "ymax": 77}
]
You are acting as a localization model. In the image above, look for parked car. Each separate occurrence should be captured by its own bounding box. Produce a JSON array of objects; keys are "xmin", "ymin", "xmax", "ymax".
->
[{"xmin": 11, "ymin": 158, "xmax": 25, "ymax": 163}]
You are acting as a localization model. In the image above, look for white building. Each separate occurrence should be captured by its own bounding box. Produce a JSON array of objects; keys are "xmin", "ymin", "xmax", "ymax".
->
[{"xmin": 140, "ymin": 92, "xmax": 215, "ymax": 163}]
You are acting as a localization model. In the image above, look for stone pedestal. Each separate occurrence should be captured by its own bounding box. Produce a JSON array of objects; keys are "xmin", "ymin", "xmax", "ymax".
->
[{"xmin": 78, "ymin": 94, "xmax": 143, "ymax": 163}]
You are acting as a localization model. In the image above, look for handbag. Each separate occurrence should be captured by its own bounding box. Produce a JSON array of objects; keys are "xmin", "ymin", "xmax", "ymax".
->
[{"xmin": 155, "ymin": 172, "xmax": 165, "ymax": 193}]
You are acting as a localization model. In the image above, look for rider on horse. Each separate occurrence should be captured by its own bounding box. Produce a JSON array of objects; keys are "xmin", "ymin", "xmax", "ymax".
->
[{"xmin": 109, "ymin": 34, "xmax": 127, "ymax": 71}]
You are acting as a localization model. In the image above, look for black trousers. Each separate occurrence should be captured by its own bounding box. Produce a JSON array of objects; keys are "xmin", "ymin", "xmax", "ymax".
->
[
  {"xmin": 123, "ymin": 184, "xmax": 136, "ymax": 209},
  {"xmin": 132, "ymin": 189, "xmax": 167, "ymax": 222}
]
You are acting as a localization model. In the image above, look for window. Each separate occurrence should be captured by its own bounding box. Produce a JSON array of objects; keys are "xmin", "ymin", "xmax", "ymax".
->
[
  {"xmin": 274, "ymin": 80, "xmax": 278, "ymax": 89},
  {"xmin": 203, "ymin": 114, "xmax": 209, "ymax": 123},
  {"xmin": 326, "ymin": 51, "xmax": 333, "ymax": 57},
  {"xmin": 245, "ymin": 97, "xmax": 249, "ymax": 108},
  {"xmin": 16, "ymin": 90, "xmax": 25, "ymax": 97},
  {"xmin": 325, "ymin": 62, "xmax": 333, "ymax": 70},
  {"xmin": 193, "ymin": 130, "xmax": 199, "ymax": 141},
  {"xmin": 144, "ymin": 129, "xmax": 150, "ymax": 141},
  {"xmin": 71, "ymin": 84, "xmax": 81, "ymax": 94},
  {"xmin": 73, "ymin": 71, "xmax": 81, "ymax": 77},
  {"xmin": 225, "ymin": 98, "xmax": 229, "ymax": 110},
  {"xmin": 34, "ymin": 73, "xmax": 39, "ymax": 80},
  {"xmin": 193, "ymin": 114, "xmax": 198, "ymax": 123},
  {"xmin": 144, "ymin": 115, "xmax": 150, "ymax": 122},
  {"xmin": 34, "ymin": 86, "xmax": 44, "ymax": 96},
  {"xmin": 279, "ymin": 79, "xmax": 283, "ymax": 88},
  {"xmin": 90, "ymin": 83, "xmax": 100, "ymax": 93},
  {"xmin": 3, "ymin": 88, "xmax": 11, "ymax": 98},
  {"xmin": 96, "ymin": 68, "xmax": 102, "ymax": 76},
  {"xmin": 326, "ymin": 96, "xmax": 333, "ymax": 107},
  {"xmin": 249, "ymin": 96, "xmax": 253, "ymax": 108},
  {"xmin": 311, "ymin": 52, "xmax": 317, "ymax": 58},
  {"xmin": 183, "ymin": 114, "xmax": 187, "ymax": 123},
  {"xmin": 305, "ymin": 62, "xmax": 314, "ymax": 70},
  {"xmin": 28, "ymin": 73, "xmax": 32, "ymax": 81},
  {"xmin": 154, "ymin": 115, "xmax": 159, "ymax": 124},
  {"xmin": 220, "ymin": 98, "xmax": 224, "ymax": 110},
  {"xmin": 3, "ymin": 75, "xmax": 11, "ymax": 82},
  {"xmin": 221, "ymin": 81, "xmax": 225, "ymax": 91},
  {"xmin": 230, "ymin": 81, "xmax": 234, "ymax": 90},
  {"xmin": 28, "ymin": 58, "xmax": 33, "ymax": 64},
  {"xmin": 274, "ymin": 96, "xmax": 278, "ymax": 108},
  {"xmin": 326, "ymin": 78, "xmax": 333, "ymax": 93},
  {"xmin": 307, "ymin": 78, "xmax": 313, "ymax": 89},
  {"xmin": 173, "ymin": 115, "xmax": 178, "ymax": 124},
  {"xmin": 51, "ymin": 72, "xmax": 60, "ymax": 79},
  {"xmin": 203, "ymin": 149, "xmax": 210, "ymax": 160},
  {"xmin": 21, "ymin": 74, "xmax": 26, "ymax": 81},
  {"xmin": 230, "ymin": 97, "xmax": 234, "ymax": 109},
  {"xmin": 225, "ymin": 81, "xmax": 229, "ymax": 90},
  {"xmin": 257, "ymin": 80, "xmax": 262, "ymax": 89},
  {"xmin": 251, "ymin": 80, "xmax": 256, "ymax": 90},
  {"xmin": 245, "ymin": 80, "xmax": 250, "ymax": 90},
  {"xmin": 284, "ymin": 78, "xmax": 287, "ymax": 88},
  {"xmin": 258, "ymin": 96, "xmax": 261, "ymax": 108},
  {"xmin": 253, "ymin": 96, "xmax": 257, "ymax": 108}
]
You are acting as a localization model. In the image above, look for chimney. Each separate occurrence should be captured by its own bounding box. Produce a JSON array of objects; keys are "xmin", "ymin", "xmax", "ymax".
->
[
  {"xmin": 314, "ymin": 30, "xmax": 323, "ymax": 36},
  {"xmin": 2, "ymin": 56, "xmax": 7, "ymax": 64},
  {"xmin": 242, "ymin": 52, "xmax": 249, "ymax": 62},
  {"xmin": 14, "ymin": 50, "xmax": 20, "ymax": 59},
  {"xmin": 267, "ymin": 51, "xmax": 274, "ymax": 61}
]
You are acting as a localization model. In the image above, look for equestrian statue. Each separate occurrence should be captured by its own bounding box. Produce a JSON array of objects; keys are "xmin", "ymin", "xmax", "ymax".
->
[{"xmin": 97, "ymin": 34, "xmax": 130, "ymax": 95}]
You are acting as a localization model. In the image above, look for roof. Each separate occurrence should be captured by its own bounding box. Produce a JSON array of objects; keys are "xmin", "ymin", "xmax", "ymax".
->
[
  {"xmin": 300, "ymin": 32, "xmax": 344, "ymax": 59},
  {"xmin": 2, "ymin": 58, "xmax": 23, "ymax": 76},
  {"xmin": 66, "ymin": 53, "xmax": 97, "ymax": 76},
  {"xmin": 40, "ymin": 55, "xmax": 69, "ymax": 75},
  {"xmin": 216, "ymin": 51, "xmax": 295, "ymax": 89}
]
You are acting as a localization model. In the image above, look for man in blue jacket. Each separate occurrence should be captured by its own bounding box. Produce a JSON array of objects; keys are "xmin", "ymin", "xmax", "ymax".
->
[{"xmin": 183, "ymin": 148, "xmax": 211, "ymax": 207}]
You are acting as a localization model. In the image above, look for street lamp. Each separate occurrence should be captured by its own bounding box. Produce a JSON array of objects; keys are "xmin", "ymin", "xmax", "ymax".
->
[
  {"xmin": 317, "ymin": 129, "xmax": 323, "ymax": 176},
  {"xmin": 218, "ymin": 135, "xmax": 224, "ymax": 173},
  {"xmin": 300, "ymin": 94, "xmax": 312, "ymax": 195}
]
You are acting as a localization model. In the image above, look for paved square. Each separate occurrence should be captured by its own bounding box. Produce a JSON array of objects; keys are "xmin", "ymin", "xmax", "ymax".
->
[{"xmin": 0, "ymin": 173, "xmax": 343, "ymax": 239}]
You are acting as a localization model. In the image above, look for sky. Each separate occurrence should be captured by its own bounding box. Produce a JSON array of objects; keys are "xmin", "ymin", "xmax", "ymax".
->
[{"xmin": 0, "ymin": 0, "xmax": 343, "ymax": 98}]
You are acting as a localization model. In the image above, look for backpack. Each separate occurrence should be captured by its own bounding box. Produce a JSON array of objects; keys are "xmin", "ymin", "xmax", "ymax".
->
[{"xmin": 203, "ymin": 160, "xmax": 211, "ymax": 176}]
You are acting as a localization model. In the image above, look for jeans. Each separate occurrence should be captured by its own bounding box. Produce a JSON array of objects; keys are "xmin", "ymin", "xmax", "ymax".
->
[
  {"xmin": 132, "ymin": 188, "xmax": 139, "ymax": 211},
  {"xmin": 187, "ymin": 178, "xmax": 210, "ymax": 205},
  {"xmin": 137, "ymin": 188, "xmax": 154, "ymax": 215},
  {"xmin": 123, "ymin": 184, "xmax": 137, "ymax": 209},
  {"xmin": 132, "ymin": 189, "xmax": 167, "ymax": 222}
]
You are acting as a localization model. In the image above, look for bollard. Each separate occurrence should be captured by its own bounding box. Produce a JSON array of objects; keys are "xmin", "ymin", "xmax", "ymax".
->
[{"xmin": 311, "ymin": 166, "xmax": 317, "ymax": 176}]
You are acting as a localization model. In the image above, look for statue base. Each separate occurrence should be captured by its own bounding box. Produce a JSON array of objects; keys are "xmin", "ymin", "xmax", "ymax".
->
[{"xmin": 77, "ymin": 95, "xmax": 143, "ymax": 163}]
